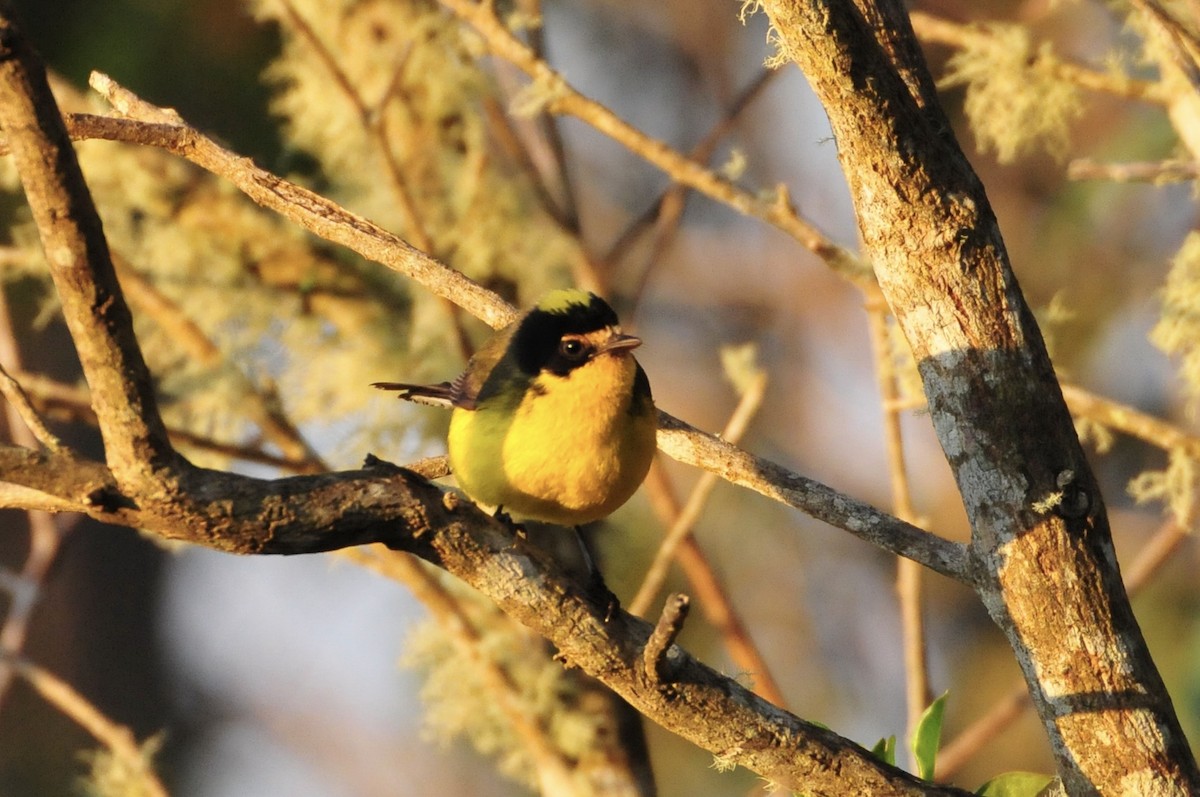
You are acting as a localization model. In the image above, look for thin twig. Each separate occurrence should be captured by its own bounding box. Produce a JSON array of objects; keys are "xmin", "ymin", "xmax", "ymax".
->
[
  {"xmin": 644, "ymin": 593, "xmax": 690, "ymax": 685},
  {"xmin": 0, "ymin": 361, "xmax": 65, "ymax": 454},
  {"xmin": 2, "ymin": 368, "xmax": 321, "ymax": 472},
  {"xmin": 514, "ymin": 0, "xmax": 580, "ymax": 234},
  {"xmin": 607, "ymin": 67, "xmax": 780, "ymax": 296},
  {"xmin": 436, "ymin": 0, "xmax": 868, "ymax": 283},
  {"xmin": 865, "ymin": 290, "xmax": 930, "ymax": 759},
  {"xmin": 3, "ymin": 654, "xmax": 170, "ymax": 797},
  {"xmin": 1061, "ymin": 383, "xmax": 1200, "ymax": 457},
  {"xmin": 1067, "ymin": 158, "xmax": 1200, "ymax": 183}
]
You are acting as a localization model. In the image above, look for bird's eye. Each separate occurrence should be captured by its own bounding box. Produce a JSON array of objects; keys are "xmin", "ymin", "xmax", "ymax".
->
[{"xmin": 559, "ymin": 338, "xmax": 587, "ymax": 361}]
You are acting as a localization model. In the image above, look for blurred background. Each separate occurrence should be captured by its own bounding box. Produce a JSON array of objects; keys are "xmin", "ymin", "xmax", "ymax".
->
[{"xmin": 1, "ymin": 0, "xmax": 1198, "ymax": 795}]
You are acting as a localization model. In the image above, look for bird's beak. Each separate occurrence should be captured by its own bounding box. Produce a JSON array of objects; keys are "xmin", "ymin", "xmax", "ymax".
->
[{"xmin": 601, "ymin": 332, "xmax": 642, "ymax": 354}]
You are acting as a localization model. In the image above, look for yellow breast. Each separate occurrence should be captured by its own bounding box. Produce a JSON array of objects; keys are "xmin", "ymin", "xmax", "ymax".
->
[{"xmin": 447, "ymin": 354, "xmax": 655, "ymax": 525}]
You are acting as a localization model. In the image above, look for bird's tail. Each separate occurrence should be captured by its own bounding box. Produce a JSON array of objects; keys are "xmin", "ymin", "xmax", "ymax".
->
[{"xmin": 371, "ymin": 381, "xmax": 456, "ymax": 409}]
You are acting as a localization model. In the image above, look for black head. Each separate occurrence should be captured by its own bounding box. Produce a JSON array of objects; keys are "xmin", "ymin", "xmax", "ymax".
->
[{"xmin": 511, "ymin": 289, "xmax": 621, "ymax": 377}]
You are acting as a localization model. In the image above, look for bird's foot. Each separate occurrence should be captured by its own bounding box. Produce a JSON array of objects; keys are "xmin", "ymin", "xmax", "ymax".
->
[
  {"xmin": 588, "ymin": 570, "xmax": 620, "ymax": 623},
  {"xmin": 491, "ymin": 506, "xmax": 527, "ymax": 544}
]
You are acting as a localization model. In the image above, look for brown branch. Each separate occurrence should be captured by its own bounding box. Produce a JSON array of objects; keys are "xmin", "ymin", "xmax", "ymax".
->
[
  {"xmin": 643, "ymin": 593, "xmax": 689, "ymax": 685},
  {"xmin": 0, "ymin": 361, "xmax": 64, "ymax": 454},
  {"xmin": 0, "ymin": 8, "xmax": 177, "ymax": 488},
  {"xmin": 865, "ymin": 289, "xmax": 931, "ymax": 757},
  {"xmin": 86, "ymin": 73, "xmax": 517, "ymax": 332},
  {"xmin": 1062, "ymin": 384, "xmax": 1200, "ymax": 457}
]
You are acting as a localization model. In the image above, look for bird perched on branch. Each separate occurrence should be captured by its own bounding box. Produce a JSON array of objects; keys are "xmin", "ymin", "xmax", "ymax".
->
[{"xmin": 373, "ymin": 289, "xmax": 657, "ymax": 534}]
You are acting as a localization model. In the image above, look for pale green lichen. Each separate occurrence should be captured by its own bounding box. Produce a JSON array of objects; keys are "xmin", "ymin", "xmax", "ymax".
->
[
  {"xmin": 77, "ymin": 737, "xmax": 164, "ymax": 797},
  {"xmin": 400, "ymin": 578, "xmax": 604, "ymax": 790},
  {"xmin": 939, "ymin": 23, "xmax": 1083, "ymax": 163},
  {"xmin": 1129, "ymin": 449, "xmax": 1199, "ymax": 528},
  {"xmin": 1152, "ymin": 232, "xmax": 1200, "ymax": 415}
]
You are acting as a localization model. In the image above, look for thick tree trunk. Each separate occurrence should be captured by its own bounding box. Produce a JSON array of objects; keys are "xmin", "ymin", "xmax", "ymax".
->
[{"xmin": 758, "ymin": 1, "xmax": 1200, "ymax": 793}]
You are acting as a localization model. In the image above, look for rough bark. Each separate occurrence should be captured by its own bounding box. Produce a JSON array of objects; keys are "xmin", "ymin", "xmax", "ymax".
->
[{"xmin": 758, "ymin": 1, "xmax": 1200, "ymax": 794}]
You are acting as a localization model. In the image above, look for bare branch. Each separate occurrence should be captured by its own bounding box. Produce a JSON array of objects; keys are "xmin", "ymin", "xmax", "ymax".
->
[
  {"xmin": 643, "ymin": 593, "xmax": 689, "ymax": 685},
  {"xmin": 86, "ymin": 74, "xmax": 517, "ymax": 331},
  {"xmin": 1062, "ymin": 383, "xmax": 1200, "ymax": 457},
  {"xmin": 435, "ymin": 0, "xmax": 868, "ymax": 283},
  {"xmin": 656, "ymin": 414, "xmax": 970, "ymax": 583},
  {"xmin": 1067, "ymin": 158, "xmax": 1200, "ymax": 183},
  {"xmin": 0, "ymin": 362, "xmax": 64, "ymax": 454}
]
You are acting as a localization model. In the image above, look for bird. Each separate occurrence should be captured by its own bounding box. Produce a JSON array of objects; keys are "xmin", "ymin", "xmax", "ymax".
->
[{"xmin": 373, "ymin": 288, "xmax": 657, "ymax": 533}]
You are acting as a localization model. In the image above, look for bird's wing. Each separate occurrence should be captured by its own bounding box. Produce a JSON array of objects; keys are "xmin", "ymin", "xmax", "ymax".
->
[
  {"xmin": 371, "ymin": 380, "xmax": 457, "ymax": 409},
  {"xmin": 447, "ymin": 323, "xmax": 519, "ymax": 411},
  {"xmin": 373, "ymin": 318, "xmax": 521, "ymax": 411}
]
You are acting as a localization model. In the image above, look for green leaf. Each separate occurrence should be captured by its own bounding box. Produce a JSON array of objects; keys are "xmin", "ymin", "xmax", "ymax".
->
[
  {"xmin": 870, "ymin": 735, "xmax": 897, "ymax": 767},
  {"xmin": 911, "ymin": 691, "xmax": 948, "ymax": 781},
  {"xmin": 975, "ymin": 771, "xmax": 1057, "ymax": 796}
]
